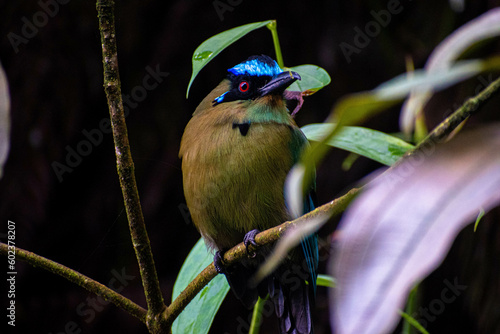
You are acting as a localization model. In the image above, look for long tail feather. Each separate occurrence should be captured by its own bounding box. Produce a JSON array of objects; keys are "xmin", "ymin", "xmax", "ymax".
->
[{"xmin": 270, "ymin": 268, "xmax": 314, "ymax": 334}]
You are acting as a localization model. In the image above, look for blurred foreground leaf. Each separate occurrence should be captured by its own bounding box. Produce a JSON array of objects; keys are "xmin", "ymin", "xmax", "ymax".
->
[
  {"xmin": 0, "ymin": 61, "xmax": 10, "ymax": 179},
  {"xmin": 332, "ymin": 125, "xmax": 500, "ymax": 334}
]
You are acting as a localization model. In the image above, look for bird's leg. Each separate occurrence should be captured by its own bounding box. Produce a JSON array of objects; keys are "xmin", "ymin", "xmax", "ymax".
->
[
  {"xmin": 244, "ymin": 229, "xmax": 260, "ymax": 258},
  {"xmin": 214, "ymin": 251, "xmax": 226, "ymax": 274}
]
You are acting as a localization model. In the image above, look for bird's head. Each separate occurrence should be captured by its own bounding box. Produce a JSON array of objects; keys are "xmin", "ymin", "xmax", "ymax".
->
[{"xmin": 212, "ymin": 55, "xmax": 301, "ymax": 106}]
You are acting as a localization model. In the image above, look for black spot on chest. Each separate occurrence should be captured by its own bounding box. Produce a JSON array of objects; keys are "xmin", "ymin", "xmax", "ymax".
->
[{"xmin": 232, "ymin": 122, "xmax": 251, "ymax": 136}]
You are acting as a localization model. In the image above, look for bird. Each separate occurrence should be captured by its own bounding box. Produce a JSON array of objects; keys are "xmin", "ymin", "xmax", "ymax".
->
[{"xmin": 179, "ymin": 55, "xmax": 318, "ymax": 334}]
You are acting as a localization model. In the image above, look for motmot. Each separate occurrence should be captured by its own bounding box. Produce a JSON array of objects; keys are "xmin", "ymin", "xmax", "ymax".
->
[{"xmin": 179, "ymin": 55, "xmax": 318, "ymax": 334}]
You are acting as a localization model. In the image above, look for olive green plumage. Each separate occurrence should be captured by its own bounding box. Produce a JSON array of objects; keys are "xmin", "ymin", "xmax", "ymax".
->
[{"xmin": 180, "ymin": 79, "xmax": 308, "ymax": 251}]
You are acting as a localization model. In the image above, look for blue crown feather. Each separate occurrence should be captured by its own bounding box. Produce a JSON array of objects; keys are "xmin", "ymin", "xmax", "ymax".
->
[
  {"xmin": 212, "ymin": 55, "xmax": 285, "ymax": 106},
  {"xmin": 228, "ymin": 58, "xmax": 283, "ymax": 77}
]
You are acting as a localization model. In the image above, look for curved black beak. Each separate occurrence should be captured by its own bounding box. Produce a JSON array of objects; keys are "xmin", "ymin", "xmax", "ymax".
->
[{"xmin": 259, "ymin": 71, "xmax": 301, "ymax": 97}]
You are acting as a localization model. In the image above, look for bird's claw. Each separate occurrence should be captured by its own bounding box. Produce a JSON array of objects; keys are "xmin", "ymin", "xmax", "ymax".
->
[
  {"xmin": 214, "ymin": 251, "xmax": 226, "ymax": 274},
  {"xmin": 244, "ymin": 229, "xmax": 260, "ymax": 258}
]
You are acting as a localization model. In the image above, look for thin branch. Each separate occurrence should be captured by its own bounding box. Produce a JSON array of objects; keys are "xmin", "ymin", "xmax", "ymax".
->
[
  {"xmin": 415, "ymin": 75, "xmax": 500, "ymax": 150},
  {"xmin": 0, "ymin": 243, "xmax": 147, "ymax": 322},
  {"xmin": 96, "ymin": 0, "xmax": 166, "ymax": 326},
  {"xmin": 163, "ymin": 187, "xmax": 360, "ymax": 327}
]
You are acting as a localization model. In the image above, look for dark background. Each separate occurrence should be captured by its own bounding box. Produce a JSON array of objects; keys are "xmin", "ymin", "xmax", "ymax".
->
[{"xmin": 1, "ymin": 0, "xmax": 500, "ymax": 333}]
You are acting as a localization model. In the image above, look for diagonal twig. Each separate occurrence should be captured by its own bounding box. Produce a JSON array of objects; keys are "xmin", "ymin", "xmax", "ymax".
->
[
  {"xmin": 0, "ymin": 243, "xmax": 147, "ymax": 322},
  {"xmin": 415, "ymin": 75, "xmax": 500, "ymax": 150}
]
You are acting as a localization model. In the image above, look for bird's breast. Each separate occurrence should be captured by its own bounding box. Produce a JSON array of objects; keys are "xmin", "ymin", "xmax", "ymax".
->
[{"xmin": 180, "ymin": 111, "xmax": 304, "ymax": 250}]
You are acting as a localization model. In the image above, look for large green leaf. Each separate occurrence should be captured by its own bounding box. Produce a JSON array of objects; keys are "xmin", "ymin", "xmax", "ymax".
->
[
  {"xmin": 301, "ymin": 124, "xmax": 414, "ymax": 166},
  {"xmin": 172, "ymin": 238, "xmax": 230, "ymax": 334},
  {"xmin": 186, "ymin": 20, "xmax": 273, "ymax": 98},
  {"xmin": 287, "ymin": 65, "xmax": 331, "ymax": 94}
]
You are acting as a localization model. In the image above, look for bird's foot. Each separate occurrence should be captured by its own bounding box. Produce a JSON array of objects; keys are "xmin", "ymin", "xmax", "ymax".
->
[
  {"xmin": 244, "ymin": 229, "xmax": 260, "ymax": 258},
  {"xmin": 214, "ymin": 251, "xmax": 226, "ymax": 274}
]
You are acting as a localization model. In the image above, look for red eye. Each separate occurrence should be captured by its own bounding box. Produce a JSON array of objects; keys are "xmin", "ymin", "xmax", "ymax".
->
[{"xmin": 239, "ymin": 81, "xmax": 249, "ymax": 92}]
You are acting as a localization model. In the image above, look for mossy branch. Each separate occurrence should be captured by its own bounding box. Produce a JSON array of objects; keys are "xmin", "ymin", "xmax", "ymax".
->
[
  {"xmin": 0, "ymin": 243, "xmax": 147, "ymax": 321},
  {"xmin": 414, "ymin": 75, "xmax": 500, "ymax": 150},
  {"xmin": 96, "ymin": 0, "xmax": 166, "ymax": 330}
]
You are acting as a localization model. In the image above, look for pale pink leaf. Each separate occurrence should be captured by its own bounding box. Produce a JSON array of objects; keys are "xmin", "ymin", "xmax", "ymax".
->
[{"xmin": 332, "ymin": 125, "xmax": 500, "ymax": 334}]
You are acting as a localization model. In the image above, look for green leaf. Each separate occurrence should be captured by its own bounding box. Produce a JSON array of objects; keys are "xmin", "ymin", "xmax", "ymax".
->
[
  {"xmin": 317, "ymin": 274, "xmax": 336, "ymax": 288},
  {"xmin": 287, "ymin": 65, "xmax": 331, "ymax": 94},
  {"xmin": 399, "ymin": 311, "xmax": 430, "ymax": 334},
  {"xmin": 186, "ymin": 20, "xmax": 273, "ymax": 98},
  {"xmin": 172, "ymin": 238, "xmax": 230, "ymax": 334},
  {"xmin": 301, "ymin": 124, "xmax": 414, "ymax": 166},
  {"xmin": 402, "ymin": 284, "xmax": 419, "ymax": 334},
  {"xmin": 249, "ymin": 296, "xmax": 267, "ymax": 334}
]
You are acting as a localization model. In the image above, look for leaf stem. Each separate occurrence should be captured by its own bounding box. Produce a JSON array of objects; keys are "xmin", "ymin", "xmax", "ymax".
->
[
  {"xmin": 402, "ymin": 285, "xmax": 419, "ymax": 334},
  {"xmin": 267, "ymin": 20, "xmax": 284, "ymax": 68},
  {"xmin": 249, "ymin": 296, "xmax": 268, "ymax": 334},
  {"xmin": 399, "ymin": 310, "xmax": 430, "ymax": 334}
]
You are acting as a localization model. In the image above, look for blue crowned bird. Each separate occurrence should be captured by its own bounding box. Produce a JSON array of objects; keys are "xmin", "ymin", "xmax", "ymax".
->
[{"xmin": 179, "ymin": 55, "xmax": 318, "ymax": 333}]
